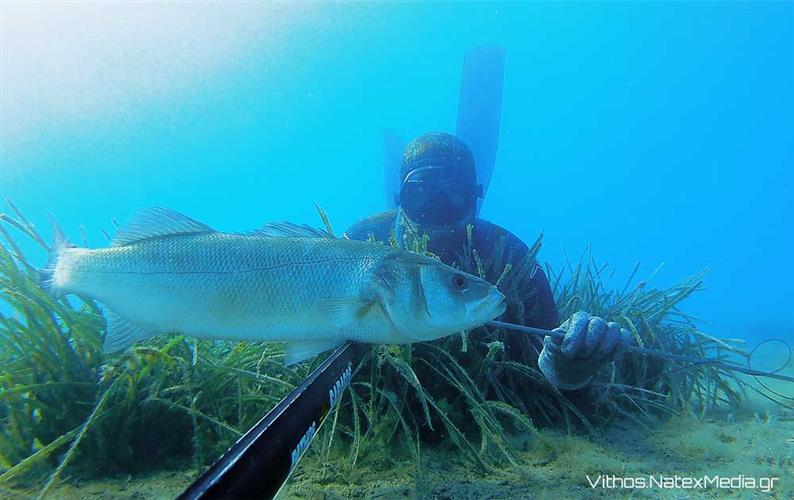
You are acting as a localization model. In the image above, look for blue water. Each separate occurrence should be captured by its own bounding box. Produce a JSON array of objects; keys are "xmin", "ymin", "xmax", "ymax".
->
[{"xmin": 2, "ymin": 3, "xmax": 792, "ymax": 342}]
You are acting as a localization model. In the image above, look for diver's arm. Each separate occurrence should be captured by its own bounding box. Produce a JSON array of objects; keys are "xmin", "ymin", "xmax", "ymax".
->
[{"xmin": 522, "ymin": 264, "xmax": 560, "ymax": 331}]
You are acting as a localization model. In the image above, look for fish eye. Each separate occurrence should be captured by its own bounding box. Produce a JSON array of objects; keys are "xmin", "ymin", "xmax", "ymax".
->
[{"xmin": 452, "ymin": 273, "xmax": 468, "ymax": 291}]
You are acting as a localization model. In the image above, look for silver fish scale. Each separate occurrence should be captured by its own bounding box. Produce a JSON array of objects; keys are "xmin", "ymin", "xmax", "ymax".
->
[{"xmin": 59, "ymin": 233, "xmax": 396, "ymax": 342}]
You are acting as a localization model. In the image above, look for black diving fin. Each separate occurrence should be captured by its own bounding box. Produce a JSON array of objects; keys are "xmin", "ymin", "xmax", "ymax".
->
[{"xmin": 382, "ymin": 46, "xmax": 506, "ymax": 214}]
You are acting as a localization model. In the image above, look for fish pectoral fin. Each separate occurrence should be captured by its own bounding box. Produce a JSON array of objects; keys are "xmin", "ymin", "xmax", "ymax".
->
[
  {"xmin": 319, "ymin": 298, "xmax": 374, "ymax": 328},
  {"xmin": 103, "ymin": 308, "xmax": 156, "ymax": 353},
  {"xmin": 284, "ymin": 340, "xmax": 342, "ymax": 366}
]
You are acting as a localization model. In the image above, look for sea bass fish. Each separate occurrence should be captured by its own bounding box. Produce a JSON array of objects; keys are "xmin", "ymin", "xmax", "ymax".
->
[{"xmin": 42, "ymin": 208, "xmax": 506, "ymax": 364}]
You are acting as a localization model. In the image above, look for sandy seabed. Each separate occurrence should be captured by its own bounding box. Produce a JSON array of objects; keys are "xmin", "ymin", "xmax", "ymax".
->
[{"xmin": 7, "ymin": 405, "xmax": 791, "ymax": 500}]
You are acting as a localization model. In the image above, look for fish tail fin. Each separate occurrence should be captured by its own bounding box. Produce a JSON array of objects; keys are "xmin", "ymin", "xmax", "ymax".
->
[{"xmin": 40, "ymin": 214, "xmax": 75, "ymax": 294}]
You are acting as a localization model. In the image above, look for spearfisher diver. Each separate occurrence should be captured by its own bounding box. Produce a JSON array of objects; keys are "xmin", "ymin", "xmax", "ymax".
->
[{"xmin": 348, "ymin": 130, "xmax": 631, "ymax": 391}]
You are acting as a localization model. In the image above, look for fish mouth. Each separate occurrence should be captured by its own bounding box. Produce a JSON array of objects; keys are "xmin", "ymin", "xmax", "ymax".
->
[{"xmin": 473, "ymin": 289, "xmax": 506, "ymax": 319}]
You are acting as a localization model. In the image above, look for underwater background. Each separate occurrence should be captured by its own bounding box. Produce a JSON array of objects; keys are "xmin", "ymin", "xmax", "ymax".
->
[
  {"xmin": 1, "ymin": 2, "xmax": 793, "ymax": 498},
  {"xmin": 3, "ymin": 2, "xmax": 793, "ymax": 340}
]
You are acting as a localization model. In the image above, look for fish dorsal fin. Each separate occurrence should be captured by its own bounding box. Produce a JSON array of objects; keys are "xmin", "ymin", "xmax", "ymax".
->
[
  {"xmin": 113, "ymin": 208, "xmax": 215, "ymax": 246},
  {"xmin": 252, "ymin": 222, "xmax": 334, "ymax": 239}
]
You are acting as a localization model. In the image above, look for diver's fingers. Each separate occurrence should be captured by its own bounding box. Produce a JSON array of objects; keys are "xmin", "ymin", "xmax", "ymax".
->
[
  {"xmin": 549, "ymin": 328, "xmax": 565, "ymax": 346},
  {"xmin": 549, "ymin": 314, "xmax": 572, "ymax": 346},
  {"xmin": 582, "ymin": 316, "xmax": 607, "ymax": 358},
  {"xmin": 596, "ymin": 322, "xmax": 622, "ymax": 359},
  {"xmin": 561, "ymin": 311, "xmax": 590, "ymax": 357},
  {"xmin": 542, "ymin": 334, "xmax": 562, "ymax": 354},
  {"xmin": 617, "ymin": 328, "xmax": 634, "ymax": 357}
]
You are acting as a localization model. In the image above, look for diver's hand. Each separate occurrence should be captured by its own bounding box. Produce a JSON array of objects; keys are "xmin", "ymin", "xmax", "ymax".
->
[{"xmin": 538, "ymin": 311, "xmax": 632, "ymax": 390}]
